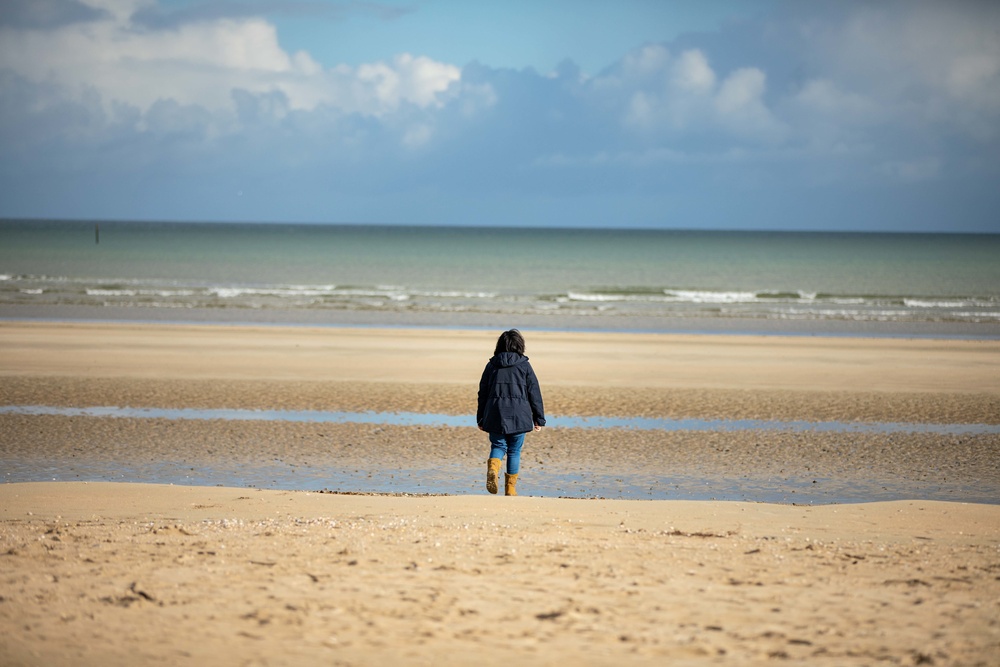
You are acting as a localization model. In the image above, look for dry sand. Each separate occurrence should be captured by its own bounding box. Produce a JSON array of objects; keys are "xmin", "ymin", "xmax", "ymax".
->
[
  {"xmin": 2, "ymin": 483, "xmax": 999, "ymax": 666},
  {"xmin": 2, "ymin": 321, "xmax": 998, "ymax": 422},
  {"xmin": 2, "ymin": 321, "xmax": 1000, "ymax": 664}
]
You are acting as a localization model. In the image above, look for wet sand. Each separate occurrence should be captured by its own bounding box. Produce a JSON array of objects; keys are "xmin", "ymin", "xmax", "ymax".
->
[
  {"xmin": 1, "ymin": 320, "xmax": 999, "ymax": 500},
  {"xmin": 2, "ymin": 321, "xmax": 1000, "ymax": 664},
  {"xmin": 2, "ymin": 415, "xmax": 998, "ymax": 504},
  {"xmin": 2, "ymin": 320, "xmax": 999, "ymax": 500}
]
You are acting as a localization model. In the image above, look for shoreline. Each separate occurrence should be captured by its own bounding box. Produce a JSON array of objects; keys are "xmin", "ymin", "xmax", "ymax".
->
[
  {"xmin": 2, "ymin": 482, "xmax": 999, "ymax": 665},
  {"xmin": 3, "ymin": 303, "xmax": 1000, "ymax": 340}
]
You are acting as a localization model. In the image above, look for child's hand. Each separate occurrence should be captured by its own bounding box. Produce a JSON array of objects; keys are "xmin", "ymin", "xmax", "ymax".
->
[{"xmin": 533, "ymin": 424, "xmax": 542, "ymax": 432}]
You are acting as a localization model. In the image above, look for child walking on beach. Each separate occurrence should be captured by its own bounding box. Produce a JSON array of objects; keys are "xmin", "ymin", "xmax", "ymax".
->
[{"xmin": 477, "ymin": 329, "xmax": 546, "ymax": 496}]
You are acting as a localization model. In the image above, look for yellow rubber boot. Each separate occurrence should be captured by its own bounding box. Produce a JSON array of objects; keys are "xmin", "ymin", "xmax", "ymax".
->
[
  {"xmin": 486, "ymin": 458, "xmax": 502, "ymax": 494},
  {"xmin": 504, "ymin": 473, "xmax": 518, "ymax": 496}
]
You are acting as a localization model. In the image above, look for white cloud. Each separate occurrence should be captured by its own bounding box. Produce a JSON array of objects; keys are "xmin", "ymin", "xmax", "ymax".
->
[
  {"xmin": 0, "ymin": 14, "xmax": 314, "ymax": 113},
  {"xmin": 714, "ymin": 68, "xmax": 764, "ymax": 117},
  {"xmin": 356, "ymin": 54, "xmax": 460, "ymax": 112},
  {"xmin": 612, "ymin": 46, "xmax": 784, "ymax": 142},
  {"xmin": 672, "ymin": 49, "xmax": 715, "ymax": 95},
  {"xmin": 713, "ymin": 67, "xmax": 784, "ymax": 141},
  {"xmin": 0, "ymin": 1, "xmax": 460, "ymax": 125},
  {"xmin": 819, "ymin": 1, "xmax": 1000, "ymax": 137},
  {"xmin": 83, "ymin": 0, "xmax": 143, "ymax": 24},
  {"xmin": 624, "ymin": 91, "xmax": 655, "ymax": 128},
  {"xmin": 620, "ymin": 44, "xmax": 670, "ymax": 80},
  {"xmin": 613, "ymin": 45, "xmax": 712, "ymax": 130},
  {"xmin": 455, "ymin": 82, "xmax": 498, "ymax": 117}
]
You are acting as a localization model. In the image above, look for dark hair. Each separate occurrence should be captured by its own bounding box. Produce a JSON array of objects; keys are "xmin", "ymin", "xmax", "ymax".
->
[{"xmin": 494, "ymin": 329, "xmax": 525, "ymax": 356}]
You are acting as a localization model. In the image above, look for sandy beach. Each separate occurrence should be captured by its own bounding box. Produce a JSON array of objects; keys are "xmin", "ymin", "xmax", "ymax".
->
[
  {"xmin": 2, "ymin": 320, "xmax": 1000, "ymax": 664},
  {"xmin": 2, "ymin": 483, "xmax": 999, "ymax": 666}
]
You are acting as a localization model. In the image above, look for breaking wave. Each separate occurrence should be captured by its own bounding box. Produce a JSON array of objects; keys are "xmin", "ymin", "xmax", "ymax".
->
[{"xmin": 2, "ymin": 274, "xmax": 999, "ymax": 324}]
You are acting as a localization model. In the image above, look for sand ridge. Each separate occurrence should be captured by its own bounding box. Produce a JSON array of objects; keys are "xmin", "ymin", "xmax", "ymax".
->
[
  {"xmin": 3, "ymin": 321, "xmax": 999, "ymax": 393},
  {"xmin": 2, "ymin": 321, "xmax": 999, "ymax": 425}
]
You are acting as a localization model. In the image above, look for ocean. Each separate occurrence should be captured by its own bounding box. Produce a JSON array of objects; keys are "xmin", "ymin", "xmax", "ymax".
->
[{"xmin": 2, "ymin": 220, "xmax": 999, "ymax": 336}]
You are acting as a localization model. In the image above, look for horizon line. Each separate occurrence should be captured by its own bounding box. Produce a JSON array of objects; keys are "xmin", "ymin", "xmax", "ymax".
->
[{"xmin": 2, "ymin": 216, "xmax": 997, "ymax": 236}]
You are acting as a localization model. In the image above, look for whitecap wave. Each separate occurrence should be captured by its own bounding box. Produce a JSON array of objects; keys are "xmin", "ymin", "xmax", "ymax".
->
[
  {"xmin": 664, "ymin": 289, "xmax": 760, "ymax": 304},
  {"xmin": 209, "ymin": 285, "xmax": 339, "ymax": 298},
  {"xmin": 87, "ymin": 288, "xmax": 198, "ymax": 297},
  {"xmin": 904, "ymin": 298, "xmax": 996, "ymax": 309}
]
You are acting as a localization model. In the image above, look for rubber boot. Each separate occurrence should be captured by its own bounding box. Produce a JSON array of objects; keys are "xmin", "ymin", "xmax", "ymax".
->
[
  {"xmin": 505, "ymin": 473, "xmax": 518, "ymax": 496},
  {"xmin": 486, "ymin": 458, "xmax": 502, "ymax": 494}
]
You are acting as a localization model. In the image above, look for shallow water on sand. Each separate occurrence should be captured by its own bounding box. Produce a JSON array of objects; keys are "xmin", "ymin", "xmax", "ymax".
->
[
  {"xmin": 3, "ymin": 405, "xmax": 998, "ymax": 435},
  {"xmin": 3, "ymin": 404, "xmax": 998, "ymax": 504},
  {"xmin": 4, "ymin": 456, "xmax": 996, "ymax": 506}
]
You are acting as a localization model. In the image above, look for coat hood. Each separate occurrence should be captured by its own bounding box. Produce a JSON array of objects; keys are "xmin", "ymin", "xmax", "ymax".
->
[{"xmin": 492, "ymin": 352, "xmax": 528, "ymax": 368}]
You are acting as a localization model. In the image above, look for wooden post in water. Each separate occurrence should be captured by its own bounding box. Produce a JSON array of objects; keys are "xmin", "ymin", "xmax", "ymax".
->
[{"xmin": 95, "ymin": 223, "xmax": 100, "ymax": 245}]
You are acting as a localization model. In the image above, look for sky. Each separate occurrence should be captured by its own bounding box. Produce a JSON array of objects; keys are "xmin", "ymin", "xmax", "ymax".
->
[{"xmin": 0, "ymin": 0, "xmax": 998, "ymax": 232}]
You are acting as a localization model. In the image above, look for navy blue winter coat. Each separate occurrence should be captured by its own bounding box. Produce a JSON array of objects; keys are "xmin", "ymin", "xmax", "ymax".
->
[{"xmin": 477, "ymin": 352, "xmax": 546, "ymax": 434}]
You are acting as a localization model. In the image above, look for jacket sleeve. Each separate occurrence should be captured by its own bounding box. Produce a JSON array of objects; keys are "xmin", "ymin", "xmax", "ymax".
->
[
  {"xmin": 476, "ymin": 362, "xmax": 492, "ymax": 426},
  {"xmin": 526, "ymin": 363, "xmax": 546, "ymax": 426}
]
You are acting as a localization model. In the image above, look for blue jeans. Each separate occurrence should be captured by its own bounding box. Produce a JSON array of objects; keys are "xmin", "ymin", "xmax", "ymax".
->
[{"xmin": 488, "ymin": 432, "xmax": 526, "ymax": 475}]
